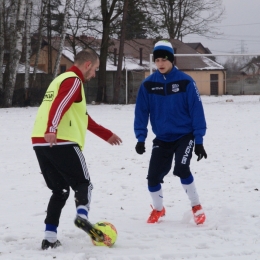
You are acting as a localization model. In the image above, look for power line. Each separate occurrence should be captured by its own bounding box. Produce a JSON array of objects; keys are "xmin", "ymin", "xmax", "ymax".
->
[
  {"xmin": 222, "ymin": 34, "xmax": 260, "ymax": 39},
  {"xmin": 214, "ymin": 22, "xmax": 260, "ymax": 28},
  {"xmin": 186, "ymin": 36, "xmax": 260, "ymax": 43}
]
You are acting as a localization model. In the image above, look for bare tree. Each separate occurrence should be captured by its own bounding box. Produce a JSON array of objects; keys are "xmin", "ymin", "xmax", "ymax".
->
[
  {"xmin": 4, "ymin": 0, "xmax": 26, "ymax": 107},
  {"xmin": 224, "ymin": 55, "xmax": 250, "ymax": 74},
  {"xmin": 24, "ymin": 0, "xmax": 33, "ymax": 105},
  {"xmin": 150, "ymin": 0, "xmax": 225, "ymax": 40},
  {"xmin": 32, "ymin": 0, "xmax": 47, "ymax": 84},
  {"xmin": 113, "ymin": 0, "xmax": 128, "ymax": 104},
  {"xmin": 95, "ymin": 0, "xmax": 123, "ymax": 103},
  {"xmin": 6, "ymin": 0, "xmax": 19, "ymax": 81},
  {"xmin": 53, "ymin": 0, "xmax": 70, "ymax": 78},
  {"xmin": 66, "ymin": 0, "xmax": 95, "ymax": 56},
  {"xmin": 0, "ymin": 0, "xmax": 4, "ymax": 92},
  {"xmin": 93, "ymin": 0, "xmax": 161, "ymax": 103}
]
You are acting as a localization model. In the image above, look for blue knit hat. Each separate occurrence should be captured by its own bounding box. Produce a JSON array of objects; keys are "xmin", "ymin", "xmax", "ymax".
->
[{"xmin": 153, "ymin": 40, "xmax": 174, "ymax": 63}]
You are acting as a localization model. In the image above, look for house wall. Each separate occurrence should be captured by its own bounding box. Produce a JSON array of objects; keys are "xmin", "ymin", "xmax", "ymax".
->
[
  {"xmin": 194, "ymin": 46, "xmax": 206, "ymax": 54},
  {"xmin": 185, "ymin": 70, "xmax": 226, "ymax": 95},
  {"xmin": 144, "ymin": 69, "xmax": 226, "ymax": 95},
  {"xmin": 30, "ymin": 46, "xmax": 73, "ymax": 74}
]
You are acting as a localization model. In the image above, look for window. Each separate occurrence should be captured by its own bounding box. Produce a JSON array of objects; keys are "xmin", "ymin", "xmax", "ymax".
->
[{"xmin": 60, "ymin": 65, "xmax": 66, "ymax": 73}]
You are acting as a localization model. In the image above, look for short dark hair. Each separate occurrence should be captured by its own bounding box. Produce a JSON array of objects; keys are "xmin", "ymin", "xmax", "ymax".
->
[{"xmin": 74, "ymin": 48, "xmax": 99, "ymax": 65}]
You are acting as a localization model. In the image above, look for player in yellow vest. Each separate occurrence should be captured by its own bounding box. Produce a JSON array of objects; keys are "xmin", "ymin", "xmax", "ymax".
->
[{"xmin": 31, "ymin": 49, "xmax": 122, "ymax": 250}]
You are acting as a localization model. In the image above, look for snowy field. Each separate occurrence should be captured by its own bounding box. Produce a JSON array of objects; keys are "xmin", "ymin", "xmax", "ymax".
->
[{"xmin": 0, "ymin": 95, "xmax": 260, "ymax": 260}]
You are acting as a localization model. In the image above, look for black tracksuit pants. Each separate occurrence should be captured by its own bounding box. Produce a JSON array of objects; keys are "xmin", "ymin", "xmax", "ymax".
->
[
  {"xmin": 34, "ymin": 144, "xmax": 92, "ymax": 227},
  {"xmin": 147, "ymin": 133, "xmax": 194, "ymax": 187}
]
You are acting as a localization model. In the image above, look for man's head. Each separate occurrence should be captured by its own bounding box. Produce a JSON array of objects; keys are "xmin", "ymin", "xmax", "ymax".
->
[
  {"xmin": 153, "ymin": 40, "xmax": 174, "ymax": 74},
  {"xmin": 74, "ymin": 49, "xmax": 99, "ymax": 82}
]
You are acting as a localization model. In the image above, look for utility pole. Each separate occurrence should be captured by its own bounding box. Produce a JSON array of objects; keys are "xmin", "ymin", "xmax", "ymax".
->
[{"xmin": 240, "ymin": 40, "xmax": 245, "ymax": 54}]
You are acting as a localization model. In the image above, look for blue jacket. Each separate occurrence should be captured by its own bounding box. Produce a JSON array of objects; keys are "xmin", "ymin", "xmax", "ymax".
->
[{"xmin": 134, "ymin": 66, "xmax": 206, "ymax": 144}]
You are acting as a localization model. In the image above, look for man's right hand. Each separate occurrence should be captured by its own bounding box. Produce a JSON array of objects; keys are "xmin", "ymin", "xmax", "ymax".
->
[
  {"xmin": 135, "ymin": 142, "xmax": 145, "ymax": 154},
  {"xmin": 44, "ymin": 133, "xmax": 57, "ymax": 147}
]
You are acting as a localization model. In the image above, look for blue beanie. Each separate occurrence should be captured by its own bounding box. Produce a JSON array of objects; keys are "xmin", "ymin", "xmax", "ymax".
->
[{"xmin": 153, "ymin": 40, "xmax": 174, "ymax": 63}]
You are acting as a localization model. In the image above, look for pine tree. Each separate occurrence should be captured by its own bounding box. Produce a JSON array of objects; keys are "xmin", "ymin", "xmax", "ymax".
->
[{"xmin": 125, "ymin": 0, "xmax": 147, "ymax": 39}]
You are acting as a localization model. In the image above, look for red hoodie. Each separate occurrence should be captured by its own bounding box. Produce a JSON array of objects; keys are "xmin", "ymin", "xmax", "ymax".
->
[{"xmin": 32, "ymin": 66, "xmax": 113, "ymax": 146}]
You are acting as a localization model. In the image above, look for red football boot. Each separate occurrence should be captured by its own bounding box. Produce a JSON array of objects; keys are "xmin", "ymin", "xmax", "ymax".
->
[
  {"xmin": 192, "ymin": 204, "xmax": 206, "ymax": 225},
  {"xmin": 147, "ymin": 206, "xmax": 166, "ymax": 223}
]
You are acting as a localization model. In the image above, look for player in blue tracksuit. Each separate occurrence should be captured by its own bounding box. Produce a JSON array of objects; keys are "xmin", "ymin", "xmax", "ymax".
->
[{"xmin": 134, "ymin": 40, "xmax": 207, "ymax": 224}]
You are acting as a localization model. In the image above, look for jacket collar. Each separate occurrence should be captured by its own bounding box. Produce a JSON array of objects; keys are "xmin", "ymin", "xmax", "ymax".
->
[
  {"xmin": 67, "ymin": 65, "xmax": 84, "ymax": 82},
  {"xmin": 156, "ymin": 65, "xmax": 176, "ymax": 80}
]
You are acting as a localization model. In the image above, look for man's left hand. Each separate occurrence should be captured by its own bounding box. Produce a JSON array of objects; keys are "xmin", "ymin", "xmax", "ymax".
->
[
  {"xmin": 44, "ymin": 133, "xmax": 57, "ymax": 147},
  {"xmin": 194, "ymin": 144, "xmax": 207, "ymax": 161}
]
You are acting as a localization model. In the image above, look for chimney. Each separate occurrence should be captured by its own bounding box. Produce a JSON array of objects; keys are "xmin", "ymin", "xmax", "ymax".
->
[
  {"xmin": 174, "ymin": 48, "xmax": 177, "ymax": 66},
  {"xmin": 139, "ymin": 48, "xmax": 143, "ymax": 65},
  {"xmin": 114, "ymin": 48, "xmax": 117, "ymax": 66}
]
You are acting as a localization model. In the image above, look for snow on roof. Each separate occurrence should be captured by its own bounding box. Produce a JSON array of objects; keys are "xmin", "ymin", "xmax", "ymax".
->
[
  {"xmin": 62, "ymin": 46, "xmax": 224, "ymax": 71},
  {"xmin": 62, "ymin": 49, "xmax": 75, "ymax": 62},
  {"xmin": 106, "ymin": 57, "xmax": 156, "ymax": 71},
  {"xmin": 194, "ymin": 56, "xmax": 224, "ymax": 70},
  {"xmin": 61, "ymin": 47, "xmax": 156, "ymax": 71},
  {"xmin": 62, "ymin": 46, "xmax": 85, "ymax": 62},
  {"xmin": 2, "ymin": 64, "xmax": 45, "ymax": 74},
  {"xmin": 18, "ymin": 64, "xmax": 46, "ymax": 74}
]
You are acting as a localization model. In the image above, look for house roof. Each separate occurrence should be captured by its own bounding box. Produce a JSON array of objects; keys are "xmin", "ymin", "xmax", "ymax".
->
[
  {"xmin": 240, "ymin": 62, "xmax": 260, "ymax": 75},
  {"xmin": 184, "ymin": 42, "xmax": 201, "ymax": 50},
  {"xmin": 106, "ymin": 39, "xmax": 223, "ymax": 71},
  {"xmin": 185, "ymin": 42, "xmax": 212, "ymax": 54},
  {"xmin": 61, "ymin": 45, "xmax": 155, "ymax": 71},
  {"xmin": 44, "ymin": 36, "xmax": 224, "ymax": 71},
  {"xmin": 204, "ymin": 47, "xmax": 211, "ymax": 54},
  {"xmin": 29, "ymin": 35, "xmax": 75, "ymax": 64}
]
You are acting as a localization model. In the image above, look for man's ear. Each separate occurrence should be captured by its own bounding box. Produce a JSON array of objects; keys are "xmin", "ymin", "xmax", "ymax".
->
[{"xmin": 84, "ymin": 61, "xmax": 91, "ymax": 69}]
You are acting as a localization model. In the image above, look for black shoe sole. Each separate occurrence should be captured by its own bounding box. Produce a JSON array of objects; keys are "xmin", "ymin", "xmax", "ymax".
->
[
  {"xmin": 74, "ymin": 216, "xmax": 104, "ymax": 242},
  {"xmin": 41, "ymin": 239, "xmax": 61, "ymax": 250}
]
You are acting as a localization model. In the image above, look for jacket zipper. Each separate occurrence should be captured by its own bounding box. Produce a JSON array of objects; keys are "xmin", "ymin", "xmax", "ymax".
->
[{"xmin": 163, "ymin": 74, "xmax": 166, "ymax": 95}]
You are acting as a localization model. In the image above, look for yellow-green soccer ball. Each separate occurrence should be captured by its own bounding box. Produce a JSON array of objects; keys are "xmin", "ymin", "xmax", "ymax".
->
[{"xmin": 91, "ymin": 221, "xmax": 117, "ymax": 247}]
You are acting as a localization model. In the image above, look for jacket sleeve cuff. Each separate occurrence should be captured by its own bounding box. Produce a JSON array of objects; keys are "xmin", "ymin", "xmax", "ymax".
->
[{"xmin": 195, "ymin": 135, "xmax": 203, "ymax": 145}]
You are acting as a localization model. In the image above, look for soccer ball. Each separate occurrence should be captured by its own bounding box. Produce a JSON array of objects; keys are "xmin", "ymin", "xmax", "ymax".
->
[{"xmin": 91, "ymin": 221, "xmax": 117, "ymax": 247}]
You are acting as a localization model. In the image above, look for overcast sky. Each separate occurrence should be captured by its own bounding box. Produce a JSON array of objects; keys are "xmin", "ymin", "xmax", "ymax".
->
[{"xmin": 184, "ymin": 0, "xmax": 260, "ymax": 56}]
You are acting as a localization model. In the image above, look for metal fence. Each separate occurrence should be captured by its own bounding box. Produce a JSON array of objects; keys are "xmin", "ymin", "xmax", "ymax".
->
[
  {"xmin": 226, "ymin": 76, "xmax": 260, "ymax": 95},
  {"xmin": 4, "ymin": 66, "xmax": 260, "ymax": 107}
]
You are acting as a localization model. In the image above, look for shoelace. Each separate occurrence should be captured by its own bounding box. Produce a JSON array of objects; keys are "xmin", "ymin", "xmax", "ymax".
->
[
  {"xmin": 149, "ymin": 205, "xmax": 163, "ymax": 219},
  {"xmin": 192, "ymin": 205, "xmax": 202, "ymax": 213},
  {"xmin": 149, "ymin": 211, "xmax": 159, "ymax": 221}
]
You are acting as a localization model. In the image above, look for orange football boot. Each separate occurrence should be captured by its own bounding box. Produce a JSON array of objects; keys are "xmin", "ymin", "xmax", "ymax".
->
[
  {"xmin": 147, "ymin": 206, "xmax": 166, "ymax": 223},
  {"xmin": 192, "ymin": 204, "xmax": 206, "ymax": 225}
]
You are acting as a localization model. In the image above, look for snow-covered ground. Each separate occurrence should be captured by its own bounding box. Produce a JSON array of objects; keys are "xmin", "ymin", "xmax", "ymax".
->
[{"xmin": 0, "ymin": 95, "xmax": 260, "ymax": 260}]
